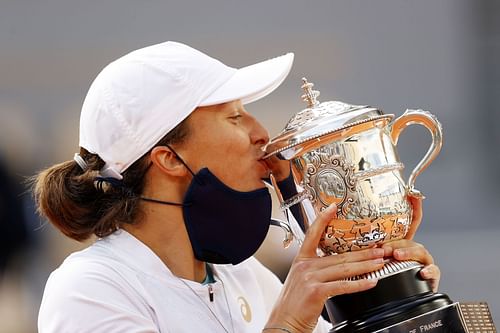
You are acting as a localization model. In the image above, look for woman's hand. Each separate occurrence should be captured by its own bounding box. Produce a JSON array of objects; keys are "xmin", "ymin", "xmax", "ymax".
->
[
  {"xmin": 381, "ymin": 193, "xmax": 441, "ymax": 292},
  {"xmin": 266, "ymin": 204, "xmax": 385, "ymax": 333},
  {"xmin": 264, "ymin": 154, "xmax": 291, "ymax": 182},
  {"xmin": 381, "ymin": 239, "xmax": 440, "ymax": 292}
]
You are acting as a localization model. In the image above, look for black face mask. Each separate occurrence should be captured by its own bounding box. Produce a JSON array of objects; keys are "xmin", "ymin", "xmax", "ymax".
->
[{"xmin": 141, "ymin": 148, "xmax": 272, "ymax": 265}]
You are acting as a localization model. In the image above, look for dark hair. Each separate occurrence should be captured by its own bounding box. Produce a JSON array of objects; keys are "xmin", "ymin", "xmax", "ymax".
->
[{"xmin": 32, "ymin": 119, "xmax": 190, "ymax": 241}]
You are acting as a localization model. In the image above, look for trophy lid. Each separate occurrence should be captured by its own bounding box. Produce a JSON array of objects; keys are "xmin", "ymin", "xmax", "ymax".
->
[{"xmin": 265, "ymin": 78, "xmax": 394, "ymax": 159}]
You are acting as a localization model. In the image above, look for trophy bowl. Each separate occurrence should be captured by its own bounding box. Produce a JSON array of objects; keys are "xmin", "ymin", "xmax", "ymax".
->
[{"xmin": 265, "ymin": 78, "xmax": 443, "ymax": 257}]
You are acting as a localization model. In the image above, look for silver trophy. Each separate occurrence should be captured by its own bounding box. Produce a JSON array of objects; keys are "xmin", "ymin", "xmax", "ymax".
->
[
  {"xmin": 266, "ymin": 79, "xmax": 496, "ymax": 332},
  {"xmin": 266, "ymin": 78, "xmax": 442, "ymax": 260}
]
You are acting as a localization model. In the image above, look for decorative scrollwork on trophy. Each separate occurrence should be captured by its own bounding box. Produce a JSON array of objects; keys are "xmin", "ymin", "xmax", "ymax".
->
[{"xmin": 302, "ymin": 151, "xmax": 357, "ymax": 218}]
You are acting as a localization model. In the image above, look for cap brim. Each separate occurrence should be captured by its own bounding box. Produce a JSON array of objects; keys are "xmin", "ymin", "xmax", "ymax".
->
[{"xmin": 199, "ymin": 52, "xmax": 294, "ymax": 107}]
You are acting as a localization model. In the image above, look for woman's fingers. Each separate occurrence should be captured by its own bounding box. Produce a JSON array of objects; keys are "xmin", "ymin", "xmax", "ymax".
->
[
  {"xmin": 298, "ymin": 204, "xmax": 338, "ymax": 258},
  {"xmin": 382, "ymin": 239, "xmax": 434, "ymax": 265},
  {"xmin": 310, "ymin": 256, "xmax": 385, "ymax": 282},
  {"xmin": 420, "ymin": 264, "xmax": 441, "ymax": 292},
  {"xmin": 302, "ymin": 247, "xmax": 385, "ymax": 271},
  {"xmin": 394, "ymin": 245, "xmax": 433, "ymax": 266},
  {"xmin": 321, "ymin": 278, "xmax": 378, "ymax": 298},
  {"xmin": 264, "ymin": 155, "xmax": 291, "ymax": 182}
]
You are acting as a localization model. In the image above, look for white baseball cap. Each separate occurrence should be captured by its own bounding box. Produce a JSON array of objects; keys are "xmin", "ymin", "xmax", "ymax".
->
[{"xmin": 78, "ymin": 41, "xmax": 294, "ymax": 179}]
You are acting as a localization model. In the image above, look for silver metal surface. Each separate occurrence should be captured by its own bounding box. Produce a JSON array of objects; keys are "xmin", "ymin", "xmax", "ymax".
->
[
  {"xmin": 344, "ymin": 260, "xmax": 422, "ymax": 281},
  {"xmin": 270, "ymin": 218, "xmax": 294, "ymax": 249},
  {"xmin": 266, "ymin": 78, "xmax": 443, "ymax": 255}
]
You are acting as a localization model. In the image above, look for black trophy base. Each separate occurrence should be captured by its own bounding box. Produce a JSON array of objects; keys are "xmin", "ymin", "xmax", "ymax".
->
[{"xmin": 325, "ymin": 267, "xmax": 467, "ymax": 333}]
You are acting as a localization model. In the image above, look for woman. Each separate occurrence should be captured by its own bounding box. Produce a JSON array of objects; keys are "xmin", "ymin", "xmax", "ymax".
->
[{"xmin": 34, "ymin": 41, "xmax": 439, "ymax": 332}]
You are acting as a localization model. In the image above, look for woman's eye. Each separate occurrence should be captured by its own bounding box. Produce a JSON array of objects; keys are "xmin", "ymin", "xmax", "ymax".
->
[{"xmin": 230, "ymin": 114, "xmax": 242, "ymax": 120}]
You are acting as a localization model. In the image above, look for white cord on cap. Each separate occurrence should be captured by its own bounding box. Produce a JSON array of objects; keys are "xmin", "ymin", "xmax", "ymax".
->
[
  {"xmin": 99, "ymin": 165, "xmax": 123, "ymax": 180},
  {"xmin": 73, "ymin": 153, "xmax": 88, "ymax": 171}
]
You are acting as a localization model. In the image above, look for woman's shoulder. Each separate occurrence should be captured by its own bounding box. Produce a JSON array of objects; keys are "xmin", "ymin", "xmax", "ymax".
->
[
  {"xmin": 52, "ymin": 242, "xmax": 128, "ymax": 278},
  {"xmin": 49, "ymin": 229, "xmax": 166, "ymax": 285},
  {"xmin": 38, "ymin": 241, "xmax": 156, "ymax": 332},
  {"xmin": 42, "ymin": 242, "xmax": 139, "ymax": 302}
]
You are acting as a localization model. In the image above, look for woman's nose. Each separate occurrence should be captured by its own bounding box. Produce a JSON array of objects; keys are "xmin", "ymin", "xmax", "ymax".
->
[{"xmin": 249, "ymin": 117, "xmax": 270, "ymax": 146}]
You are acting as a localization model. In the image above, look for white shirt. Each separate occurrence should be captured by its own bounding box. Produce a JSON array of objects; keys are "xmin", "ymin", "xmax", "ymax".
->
[{"xmin": 38, "ymin": 230, "xmax": 330, "ymax": 333}]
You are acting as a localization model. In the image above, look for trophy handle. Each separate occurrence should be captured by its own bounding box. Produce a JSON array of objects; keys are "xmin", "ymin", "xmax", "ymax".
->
[
  {"xmin": 268, "ymin": 173, "xmax": 308, "ymax": 248},
  {"xmin": 390, "ymin": 109, "xmax": 443, "ymax": 190},
  {"xmin": 270, "ymin": 218, "xmax": 294, "ymax": 249}
]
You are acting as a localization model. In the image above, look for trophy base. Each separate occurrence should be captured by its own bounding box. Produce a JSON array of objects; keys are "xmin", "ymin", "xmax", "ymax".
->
[
  {"xmin": 326, "ymin": 266, "xmax": 455, "ymax": 332},
  {"xmin": 326, "ymin": 262, "xmax": 497, "ymax": 332}
]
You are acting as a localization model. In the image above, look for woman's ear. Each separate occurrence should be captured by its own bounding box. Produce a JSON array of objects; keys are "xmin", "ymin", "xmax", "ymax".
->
[{"xmin": 149, "ymin": 146, "xmax": 188, "ymax": 177}]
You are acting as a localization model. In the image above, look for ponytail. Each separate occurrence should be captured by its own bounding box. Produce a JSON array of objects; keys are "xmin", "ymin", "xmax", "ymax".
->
[
  {"xmin": 32, "ymin": 119, "xmax": 190, "ymax": 241},
  {"xmin": 32, "ymin": 149, "xmax": 133, "ymax": 241}
]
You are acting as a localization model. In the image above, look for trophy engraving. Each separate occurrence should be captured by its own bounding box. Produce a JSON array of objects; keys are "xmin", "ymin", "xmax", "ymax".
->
[{"xmin": 304, "ymin": 153, "xmax": 356, "ymax": 210}]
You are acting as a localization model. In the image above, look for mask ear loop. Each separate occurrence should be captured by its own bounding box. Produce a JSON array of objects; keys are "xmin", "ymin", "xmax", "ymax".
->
[
  {"xmin": 140, "ymin": 196, "xmax": 187, "ymax": 206},
  {"xmin": 165, "ymin": 144, "xmax": 204, "ymax": 185},
  {"xmin": 139, "ymin": 144, "xmax": 198, "ymax": 207}
]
